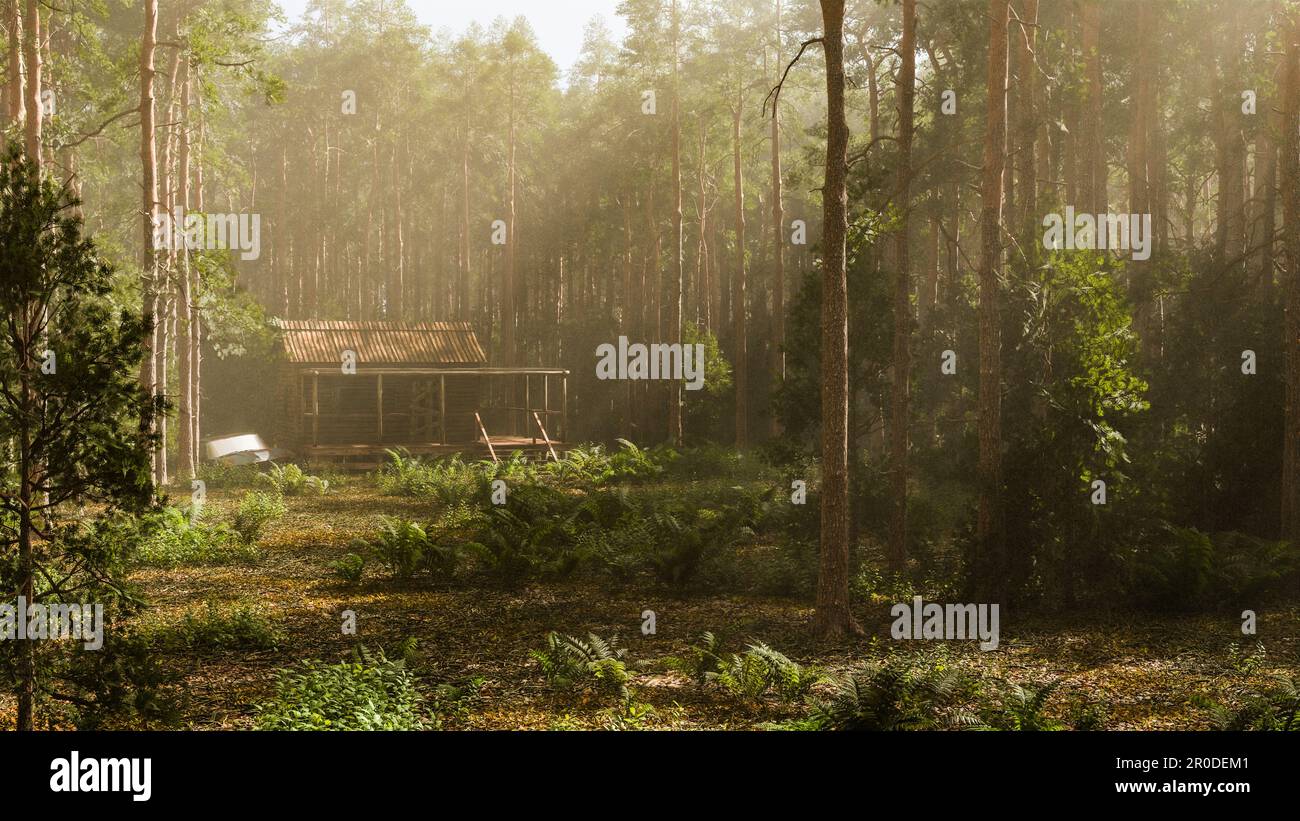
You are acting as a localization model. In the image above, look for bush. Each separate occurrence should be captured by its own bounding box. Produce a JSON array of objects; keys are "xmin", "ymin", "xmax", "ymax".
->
[
  {"xmin": 363, "ymin": 518, "xmax": 428, "ymax": 579},
  {"xmin": 1128, "ymin": 525, "xmax": 1300, "ymax": 610},
  {"xmin": 330, "ymin": 552, "xmax": 365, "ymax": 584},
  {"xmin": 982, "ymin": 678, "xmax": 1067, "ymax": 731},
  {"xmin": 231, "ymin": 491, "xmax": 287, "ymax": 543},
  {"xmin": 133, "ymin": 507, "xmax": 257, "ymax": 567},
  {"xmin": 194, "ymin": 462, "xmax": 261, "ymax": 489},
  {"xmin": 1194, "ymin": 676, "xmax": 1300, "ymax": 731},
  {"xmin": 376, "ymin": 450, "xmax": 490, "ymax": 505},
  {"xmin": 531, "ymin": 632, "xmax": 630, "ymax": 700},
  {"xmin": 257, "ymin": 462, "xmax": 329, "ymax": 496},
  {"xmin": 255, "ymin": 648, "xmax": 428, "ymax": 730},
  {"xmin": 712, "ymin": 642, "xmax": 820, "ymax": 702},
  {"xmin": 800, "ymin": 654, "xmax": 979, "ymax": 731},
  {"xmin": 161, "ymin": 601, "xmax": 282, "ymax": 651}
]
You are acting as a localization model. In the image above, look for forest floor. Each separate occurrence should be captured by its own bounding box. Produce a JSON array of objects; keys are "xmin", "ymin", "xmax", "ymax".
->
[{"xmin": 107, "ymin": 479, "xmax": 1299, "ymax": 731}]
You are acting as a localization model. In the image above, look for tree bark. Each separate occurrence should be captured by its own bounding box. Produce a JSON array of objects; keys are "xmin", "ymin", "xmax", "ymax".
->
[
  {"xmin": 815, "ymin": 0, "xmax": 861, "ymax": 638},
  {"xmin": 140, "ymin": 0, "xmax": 160, "ymax": 485},
  {"xmin": 887, "ymin": 0, "xmax": 915, "ymax": 575},
  {"xmin": 1281, "ymin": 10, "xmax": 1300, "ymax": 540},
  {"xmin": 668, "ymin": 0, "xmax": 684, "ymax": 445},
  {"xmin": 22, "ymin": 0, "xmax": 39, "ymax": 161},
  {"xmin": 770, "ymin": 0, "xmax": 785, "ymax": 436},
  {"xmin": 976, "ymin": 0, "xmax": 1010, "ymax": 596},
  {"xmin": 733, "ymin": 84, "xmax": 747, "ymax": 449}
]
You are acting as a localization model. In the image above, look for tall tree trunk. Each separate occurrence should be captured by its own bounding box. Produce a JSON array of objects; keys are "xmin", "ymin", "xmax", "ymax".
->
[
  {"xmin": 140, "ymin": 0, "xmax": 160, "ymax": 485},
  {"xmin": 7, "ymin": 0, "xmax": 23, "ymax": 125},
  {"xmin": 668, "ymin": 0, "xmax": 683, "ymax": 445},
  {"xmin": 1014, "ymin": 0, "xmax": 1038, "ymax": 247},
  {"xmin": 22, "ymin": 0, "xmax": 38, "ymax": 160},
  {"xmin": 887, "ymin": 0, "xmax": 915, "ymax": 575},
  {"xmin": 733, "ymin": 85, "xmax": 747, "ymax": 448},
  {"xmin": 177, "ymin": 57, "xmax": 195, "ymax": 480},
  {"xmin": 1080, "ymin": 0, "xmax": 1105, "ymax": 214},
  {"xmin": 814, "ymin": 0, "xmax": 860, "ymax": 638},
  {"xmin": 770, "ymin": 0, "xmax": 785, "ymax": 434},
  {"xmin": 976, "ymin": 0, "xmax": 1010, "ymax": 596},
  {"xmin": 1281, "ymin": 10, "xmax": 1300, "ymax": 540},
  {"xmin": 504, "ymin": 62, "xmax": 517, "ymax": 365}
]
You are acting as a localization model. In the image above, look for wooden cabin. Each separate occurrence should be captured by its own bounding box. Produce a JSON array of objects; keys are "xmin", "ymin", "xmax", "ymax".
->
[{"xmin": 272, "ymin": 320, "xmax": 567, "ymax": 467}]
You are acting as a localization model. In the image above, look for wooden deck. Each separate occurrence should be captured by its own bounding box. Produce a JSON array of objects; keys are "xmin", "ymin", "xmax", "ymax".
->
[{"xmin": 301, "ymin": 438, "xmax": 565, "ymax": 470}]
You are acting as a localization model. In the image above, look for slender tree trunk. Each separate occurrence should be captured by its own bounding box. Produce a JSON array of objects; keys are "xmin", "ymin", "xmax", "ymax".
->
[
  {"xmin": 668, "ymin": 0, "xmax": 683, "ymax": 445},
  {"xmin": 887, "ymin": 0, "xmax": 915, "ymax": 575},
  {"xmin": 1080, "ymin": 0, "xmax": 1105, "ymax": 214},
  {"xmin": 7, "ymin": 0, "xmax": 23, "ymax": 125},
  {"xmin": 177, "ymin": 58, "xmax": 195, "ymax": 480},
  {"xmin": 22, "ymin": 0, "xmax": 39, "ymax": 160},
  {"xmin": 504, "ymin": 64, "xmax": 517, "ymax": 365},
  {"xmin": 815, "ymin": 0, "xmax": 861, "ymax": 638},
  {"xmin": 733, "ymin": 86, "xmax": 747, "ymax": 448},
  {"xmin": 770, "ymin": 0, "xmax": 785, "ymax": 434},
  {"xmin": 1281, "ymin": 10, "xmax": 1300, "ymax": 540},
  {"xmin": 977, "ymin": 0, "xmax": 1010, "ymax": 596},
  {"xmin": 140, "ymin": 0, "xmax": 159, "ymax": 484}
]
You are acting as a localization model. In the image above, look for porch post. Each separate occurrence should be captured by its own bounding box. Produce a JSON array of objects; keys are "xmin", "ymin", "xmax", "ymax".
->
[
  {"xmin": 439, "ymin": 374, "xmax": 446, "ymax": 445},
  {"xmin": 377, "ymin": 373, "xmax": 384, "ymax": 442},
  {"xmin": 312, "ymin": 373, "xmax": 319, "ymax": 446}
]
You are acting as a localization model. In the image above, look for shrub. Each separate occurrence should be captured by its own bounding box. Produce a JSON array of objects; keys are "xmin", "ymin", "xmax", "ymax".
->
[
  {"xmin": 255, "ymin": 648, "xmax": 428, "ymax": 730},
  {"xmin": 257, "ymin": 462, "xmax": 329, "ymax": 496},
  {"xmin": 1194, "ymin": 676, "xmax": 1300, "ymax": 731},
  {"xmin": 531, "ymin": 632, "xmax": 630, "ymax": 699},
  {"xmin": 194, "ymin": 462, "xmax": 260, "ymax": 489},
  {"xmin": 712, "ymin": 642, "xmax": 820, "ymax": 702},
  {"xmin": 982, "ymin": 678, "xmax": 1067, "ymax": 731},
  {"xmin": 231, "ymin": 491, "xmax": 287, "ymax": 543},
  {"xmin": 801, "ymin": 655, "xmax": 979, "ymax": 730},
  {"xmin": 133, "ymin": 507, "xmax": 257, "ymax": 567},
  {"xmin": 162, "ymin": 601, "xmax": 282, "ymax": 651},
  {"xmin": 1127, "ymin": 524, "xmax": 1300, "ymax": 610},
  {"xmin": 330, "ymin": 552, "xmax": 365, "ymax": 584},
  {"xmin": 377, "ymin": 450, "xmax": 490, "ymax": 506}
]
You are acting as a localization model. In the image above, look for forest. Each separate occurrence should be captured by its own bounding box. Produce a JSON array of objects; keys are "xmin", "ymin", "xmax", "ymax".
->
[{"xmin": 0, "ymin": 0, "xmax": 1297, "ymax": 736}]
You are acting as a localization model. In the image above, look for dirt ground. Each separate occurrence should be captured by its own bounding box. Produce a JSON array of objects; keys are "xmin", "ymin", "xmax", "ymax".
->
[{"xmin": 106, "ymin": 481, "xmax": 1300, "ymax": 730}]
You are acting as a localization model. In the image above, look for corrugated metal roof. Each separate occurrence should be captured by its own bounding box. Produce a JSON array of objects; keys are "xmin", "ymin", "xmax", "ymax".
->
[{"xmin": 274, "ymin": 320, "xmax": 487, "ymax": 366}]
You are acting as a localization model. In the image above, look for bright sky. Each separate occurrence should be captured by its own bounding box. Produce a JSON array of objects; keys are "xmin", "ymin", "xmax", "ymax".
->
[{"xmin": 276, "ymin": 0, "xmax": 629, "ymax": 79}]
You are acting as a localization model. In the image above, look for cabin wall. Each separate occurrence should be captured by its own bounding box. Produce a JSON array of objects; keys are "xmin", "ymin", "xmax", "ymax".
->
[{"xmin": 281, "ymin": 368, "xmax": 483, "ymax": 447}]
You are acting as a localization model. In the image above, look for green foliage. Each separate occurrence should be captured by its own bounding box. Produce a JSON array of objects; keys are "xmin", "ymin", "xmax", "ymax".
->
[
  {"xmin": 801, "ymin": 654, "xmax": 979, "ymax": 731},
  {"xmin": 363, "ymin": 518, "xmax": 428, "ymax": 579},
  {"xmin": 359, "ymin": 514, "xmax": 472, "ymax": 582},
  {"xmin": 1128, "ymin": 525, "xmax": 1299, "ymax": 611},
  {"xmin": 231, "ymin": 491, "xmax": 287, "ymax": 544},
  {"xmin": 194, "ymin": 462, "xmax": 261, "ymax": 489},
  {"xmin": 133, "ymin": 507, "xmax": 257, "ymax": 567},
  {"xmin": 257, "ymin": 462, "xmax": 329, "ymax": 496},
  {"xmin": 712, "ymin": 641, "xmax": 820, "ymax": 703},
  {"xmin": 0, "ymin": 143, "xmax": 161, "ymax": 727},
  {"xmin": 376, "ymin": 450, "xmax": 491, "ymax": 504},
  {"xmin": 531, "ymin": 632, "xmax": 630, "ymax": 700},
  {"xmin": 983, "ymin": 678, "xmax": 1067, "ymax": 731},
  {"xmin": 1194, "ymin": 676, "xmax": 1300, "ymax": 731},
  {"xmin": 330, "ymin": 552, "xmax": 366, "ymax": 584},
  {"xmin": 161, "ymin": 601, "xmax": 282, "ymax": 651},
  {"xmin": 255, "ymin": 647, "xmax": 429, "ymax": 731}
]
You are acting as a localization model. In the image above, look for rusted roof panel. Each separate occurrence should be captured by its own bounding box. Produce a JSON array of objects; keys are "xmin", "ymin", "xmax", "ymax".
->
[{"xmin": 273, "ymin": 320, "xmax": 488, "ymax": 366}]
